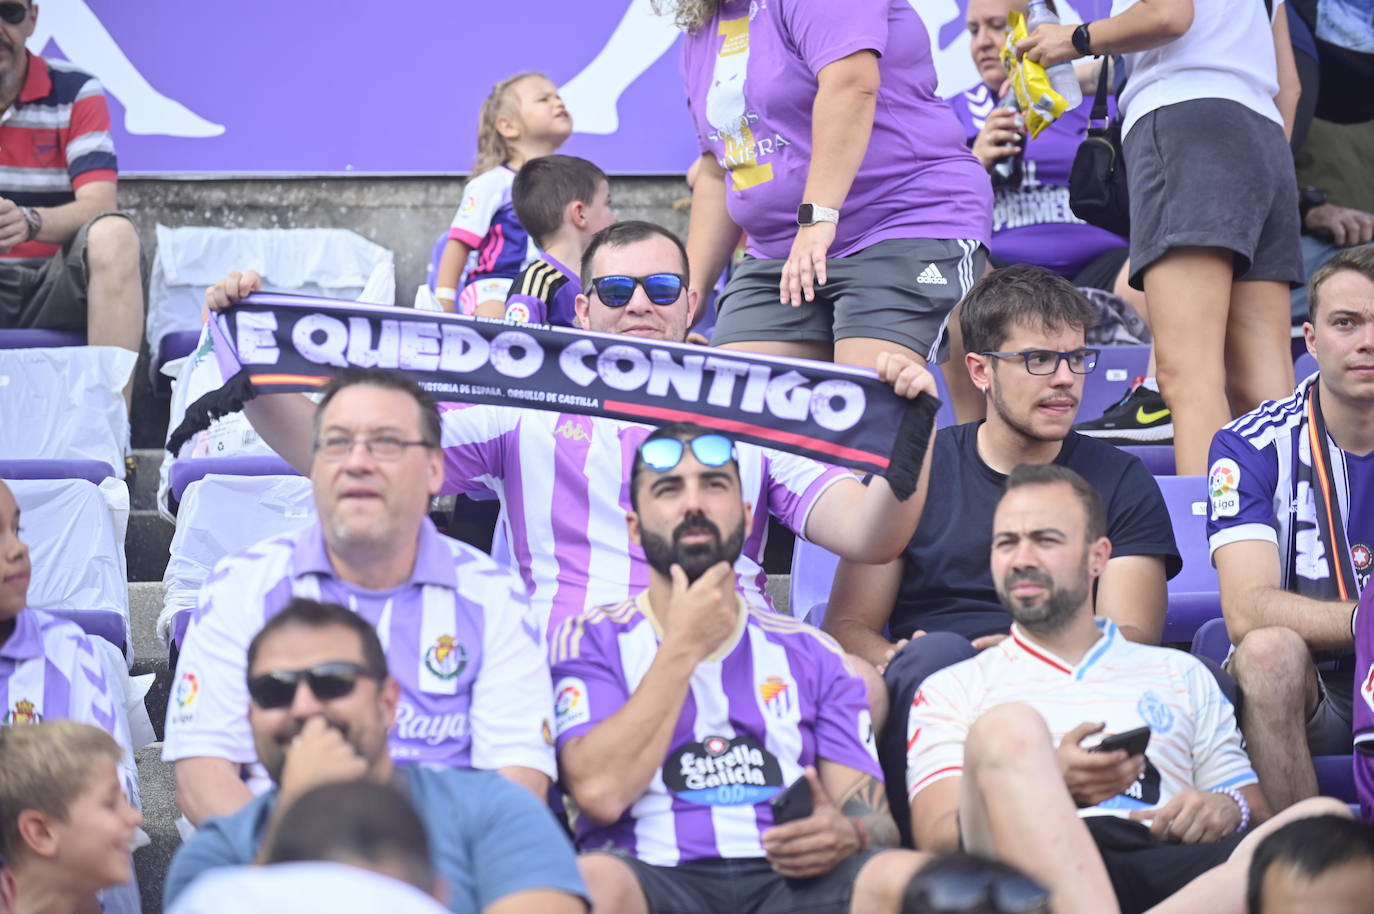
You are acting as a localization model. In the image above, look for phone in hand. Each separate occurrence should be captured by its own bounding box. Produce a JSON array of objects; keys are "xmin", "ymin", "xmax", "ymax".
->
[
  {"xmin": 769, "ymin": 776, "xmax": 814, "ymax": 824},
  {"xmin": 1091, "ymin": 725, "xmax": 1151, "ymax": 757}
]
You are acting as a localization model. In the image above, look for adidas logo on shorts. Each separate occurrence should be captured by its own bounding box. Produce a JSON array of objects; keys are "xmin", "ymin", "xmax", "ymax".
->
[{"xmin": 916, "ymin": 263, "xmax": 948, "ymax": 286}]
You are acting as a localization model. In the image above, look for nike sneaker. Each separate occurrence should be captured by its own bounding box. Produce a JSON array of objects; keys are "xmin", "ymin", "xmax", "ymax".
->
[{"xmin": 1075, "ymin": 381, "xmax": 1173, "ymax": 443}]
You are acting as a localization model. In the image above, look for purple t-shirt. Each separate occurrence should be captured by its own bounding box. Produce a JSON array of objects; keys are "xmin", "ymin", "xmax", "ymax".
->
[
  {"xmin": 681, "ymin": 0, "xmax": 991, "ymax": 260},
  {"xmin": 549, "ymin": 593, "xmax": 880, "ymax": 865},
  {"xmin": 946, "ymin": 82, "xmax": 1126, "ymax": 277},
  {"xmin": 503, "ymin": 253, "xmax": 581, "ymax": 327}
]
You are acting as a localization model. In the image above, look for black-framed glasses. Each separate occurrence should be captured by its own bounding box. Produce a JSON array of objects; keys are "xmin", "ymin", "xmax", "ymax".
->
[
  {"xmin": 247, "ymin": 662, "xmax": 382, "ymax": 710},
  {"xmin": 590, "ymin": 273, "xmax": 685, "ymax": 307},
  {"xmin": 0, "ymin": 3, "xmax": 28, "ymax": 26},
  {"xmin": 640, "ymin": 433, "xmax": 736, "ymax": 472},
  {"xmin": 979, "ymin": 348, "xmax": 1100, "ymax": 375},
  {"xmin": 314, "ymin": 434, "xmax": 433, "ymax": 461}
]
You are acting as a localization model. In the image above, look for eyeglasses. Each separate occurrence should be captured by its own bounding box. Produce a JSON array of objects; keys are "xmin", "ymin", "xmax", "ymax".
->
[
  {"xmin": 639, "ymin": 433, "xmax": 737, "ymax": 472},
  {"xmin": 314, "ymin": 434, "xmax": 433, "ymax": 461},
  {"xmin": 590, "ymin": 273, "xmax": 685, "ymax": 307},
  {"xmin": 0, "ymin": 3, "xmax": 28, "ymax": 26},
  {"xmin": 979, "ymin": 348, "xmax": 1100, "ymax": 376},
  {"xmin": 906, "ymin": 867, "xmax": 1050, "ymax": 914},
  {"xmin": 247, "ymin": 662, "xmax": 381, "ymax": 710}
]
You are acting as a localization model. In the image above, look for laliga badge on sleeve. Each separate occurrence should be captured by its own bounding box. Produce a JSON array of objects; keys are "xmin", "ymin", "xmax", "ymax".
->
[
  {"xmin": 554, "ymin": 676, "xmax": 590, "ymax": 735},
  {"xmin": 1209, "ymin": 458, "xmax": 1241, "ymax": 520}
]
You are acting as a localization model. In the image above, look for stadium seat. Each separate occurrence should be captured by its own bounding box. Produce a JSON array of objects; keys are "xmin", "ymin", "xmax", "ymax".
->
[
  {"xmin": 0, "ymin": 459, "xmax": 116, "ymax": 486},
  {"xmin": 1157, "ymin": 475, "xmax": 1221, "ymax": 643},
  {"xmin": 162, "ymin": 473, "xmax": 315, "ymax": 650},
  {"xmin": 1314, "ymin": 754, "xmax": 1357, "ymax": 804},
  {"xmin": 427, "ymin": 231, "xmax": 448, "ymax": 292},
  {"xmin": 1189, "ymin": 616, "xmax": 1231, "ymax": 665},
  {"xmin": 1080, "ymin": 345, "xmax": 1151, "ymax": 423},
  {"xmin": 1120, "ymin": 445, "xmax": 1174, "ymax": 476},
  {"xmin": 927, "ymin": 363, "xmax": 959, "ymax": 429},
  {"xmin": 6, "ymin": 478, "xmax": 130, "ymax": 657},
  {"xmin": 1295, "ymin": 351, "xmax": 1317, "ymax": 381},
  {"xmin": 149, "ymin": 328, "xmax": 202, "ymax": 396},
  {"xmin": 167, "ymin": 454, "xmax": 298, "ymax": 516},
  {"xmin": 788, "ymin": 538, "xmax": 842, "ymax": 627},
  {"xmin": 0, "ymin": 329, "xmax": 85, "ymax": 348}
]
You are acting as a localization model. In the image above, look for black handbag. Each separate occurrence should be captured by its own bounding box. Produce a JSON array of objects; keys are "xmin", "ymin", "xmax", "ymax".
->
[{"xmin": 1068, "ymin": 61, "xmax": 1130, "ymax": 237}]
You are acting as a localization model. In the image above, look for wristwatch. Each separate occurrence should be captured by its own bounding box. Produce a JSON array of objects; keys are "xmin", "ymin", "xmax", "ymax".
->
[
  {"xmin": 20, "ymin": 206, "xmax": 40, "ymax": 242},
  {"xmin": 1072, "ymin": 22, "xmax": 1094, "ymax": 56},
  {"xmin": 796, "ymin": 203, "xmax": 839, "ymax": 227},
  {"xmin": 1299, "ymin": 186, "xmax": 1327, "ymax": 221}
]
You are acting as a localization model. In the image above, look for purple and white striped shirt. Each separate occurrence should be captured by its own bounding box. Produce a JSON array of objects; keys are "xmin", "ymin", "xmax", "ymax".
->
[
  {"xmin": 0, "ymin": 609, "xmax": 136, "ymax": 799},
  {"xmin": 439, "ymin": 406, "xmax": 849, "ymax": 634},
  {"xmin": 162, "ymin": 519, "xmax": 555, "ymax": 780},
  {"xmin": 549, "ymin": 593, "xmax": 880, "ymax": 865}
]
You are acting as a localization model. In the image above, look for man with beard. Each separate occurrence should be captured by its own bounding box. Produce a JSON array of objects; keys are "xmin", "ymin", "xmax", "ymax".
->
[
  {"xmin": 164, "ymin": 597, "xmax": 587, "ymax": 914},
  {"xmin": 904, "ymin": 465, "xmax": 1355, "ymax": 914},
  {"xmin": 0, "ymin": 0, "xmax": 144, "ymax": 380},
  {"xmin": 823, "ymin": 264, "xmax": 1179, "ymax": 843},
  {"xmin": 548, "ymin": 425, "xmax": 932, "ymax": 914},
  {"xmin": 164, "ymin": 369, "xmax": 556, "ymax": 826}
]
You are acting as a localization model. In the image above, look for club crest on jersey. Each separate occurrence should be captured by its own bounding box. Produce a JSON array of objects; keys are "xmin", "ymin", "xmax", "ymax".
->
[
  {"xmin": 1355, "ymin": 544, "xmax": 1372, "ymax": 571},
  {"xmin": 3, "ymin": 699, "xmax": 41, "ymax": 725},
  {"xmin": 175, "ymin": 671, "xmax": 200, "ymax": 709},
  {"xmin": 1136, "ymin": 692, "xmax": 1173, "ymax": 735},
  {"xmin": 553, "ymin": 676, "xmax": 590, "ymax": 734},
  {"xmin": 1208, "ymin": 459, "xmax": 1241, "ymax": 519},
  {"xmin": 424, "ymin": 635, "xmax": 467, "ymax": 680},
  {"xmin": 759, "ymin": 675, "xmax": 792, "ymax": 717},
  {"xmin": 663, "ymin": 733, "xmax": 783, "ymax": 806}
]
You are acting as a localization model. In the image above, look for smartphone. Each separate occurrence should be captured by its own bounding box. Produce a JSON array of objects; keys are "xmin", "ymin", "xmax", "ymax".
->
[
  {"xmin": 769, "ymin": 776, "xmax": 814, "ymax": 824},
  {"xmin": 1091, "ymin": 725, "xmax": 1151, "ymax": 757}
]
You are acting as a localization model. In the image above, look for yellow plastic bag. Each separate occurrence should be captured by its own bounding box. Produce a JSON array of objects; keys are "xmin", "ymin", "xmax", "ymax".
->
[{"xmin": 999, "ymin": 10, "xmax": 1070, "ymax": 138}]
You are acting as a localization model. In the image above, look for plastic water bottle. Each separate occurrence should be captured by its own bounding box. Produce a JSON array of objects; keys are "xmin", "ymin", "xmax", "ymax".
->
[
  {"xmin": 1025, "ymin": 0, "xmax": 1083, "ymax": 110},
  {"xmin": 991, "ymin": 93, "xmax": 1024, "ymax": 191}
]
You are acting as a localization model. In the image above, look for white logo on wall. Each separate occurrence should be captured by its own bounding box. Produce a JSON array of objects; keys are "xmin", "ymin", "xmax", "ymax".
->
[{"xmin": 30, "ymin": 0, "xmax": 223, "ymax": 137}]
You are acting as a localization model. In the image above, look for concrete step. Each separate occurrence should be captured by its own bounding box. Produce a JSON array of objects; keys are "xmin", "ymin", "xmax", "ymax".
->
[
  {"xmin": 134, "ymin": 742, "xmax": 179, "ymax": 914},
  {"xmin": 129, "ymin": 448, "xmax": 165, "ymax": 513},
  {"xmin": 127, "ymin": 509, "xmax": 174, "ymax": 584}
]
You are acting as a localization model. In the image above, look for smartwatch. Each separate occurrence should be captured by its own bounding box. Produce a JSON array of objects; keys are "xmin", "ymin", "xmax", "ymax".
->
[
  {"xmin": 20, "ymin": 206, "xmax": 40, "ymax": 243},
  {"xmin": 1072, "ymin": 22, "xmax": 1094, "ymax": 57},
  {"xmin": 1299, "ymin": 186, "xmax": 1328, "ymax": 221},
  {"xmin": 796, "ymin": 203, "xmax": 839, "ymax": 227}
]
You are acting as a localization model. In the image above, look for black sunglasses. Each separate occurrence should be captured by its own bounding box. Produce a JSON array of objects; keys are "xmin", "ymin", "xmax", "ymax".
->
[
  {"xmin": 247, "ymin": 661, "xmax": 381, "ymax": 710},
  {"xmin": 590, "ymin": 273, "xmax": 685, "ymax": 307},
  {"xmin": 0, "ymin": 3, "xmax": 28, "ymax": 26}
]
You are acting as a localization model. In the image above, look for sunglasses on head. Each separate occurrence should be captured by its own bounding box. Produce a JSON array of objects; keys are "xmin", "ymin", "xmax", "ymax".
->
[
  {"xmin": 639, "ymin": 433, "xmax": 736, "ymax": 472},
  {"xmin": 0, "ymin": 3, "xmax": 27, "ymax": 25},
  {"xmin": 247, "ymin": 661, "xmax": 380, "ymax": 710},
  {"xmin": 590, "ymin": 273, "xmax": 685, "ymax": 307}
]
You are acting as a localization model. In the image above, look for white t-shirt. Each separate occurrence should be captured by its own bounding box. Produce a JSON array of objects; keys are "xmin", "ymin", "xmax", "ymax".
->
[
  {"xmin": 907, "ymin": 619, "xmax": 1257, "ymax": 816},
  {"xmin": 1111, "ymin": 0, "xmax": 1285, "ymax": 136},
  {"xmin": 167, "ymin": 862, "xmax": 450, "ymax": 914}
]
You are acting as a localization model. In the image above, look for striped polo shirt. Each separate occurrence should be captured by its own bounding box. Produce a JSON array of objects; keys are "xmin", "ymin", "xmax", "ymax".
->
[{"xmin": 0, "ymin": 52, "xmax": 116, "ymax": 259}]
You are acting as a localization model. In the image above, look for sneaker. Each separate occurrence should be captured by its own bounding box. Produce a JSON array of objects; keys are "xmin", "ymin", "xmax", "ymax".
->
[{"xmin": 1075, "ymin": 382, "xmax": 1173, "ymax": 443}]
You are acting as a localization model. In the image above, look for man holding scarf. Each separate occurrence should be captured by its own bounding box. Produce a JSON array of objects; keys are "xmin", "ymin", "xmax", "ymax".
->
[{"xmin": 1210, "ymin": 246, "xmax": 1374, "ymax": 812}]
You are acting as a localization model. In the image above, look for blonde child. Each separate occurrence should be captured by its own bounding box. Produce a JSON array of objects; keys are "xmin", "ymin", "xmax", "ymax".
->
[
  {"xmin": 0, "ymin": 720, "xmax": 142, "ymax": 914},
  {"xmin": 434, "ymin": 72, "xmax": 573, "ymax": 315}
]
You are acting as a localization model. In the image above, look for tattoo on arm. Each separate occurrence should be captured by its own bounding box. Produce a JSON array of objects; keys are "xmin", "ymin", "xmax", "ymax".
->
[{"xmin": 837, "ymin": 773, "xmax": 900, "ymax": 848}]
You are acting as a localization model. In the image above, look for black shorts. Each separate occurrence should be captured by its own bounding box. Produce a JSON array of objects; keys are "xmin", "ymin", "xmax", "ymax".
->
[
  {"xmin": 0, "ymin": 213, "xmax": 138, "ymax": 331},
  {"xmin": 1086, "ymin": 815, "xmax": 1247, "ymax": 914},
  {"xmin": 593, "ymin": 850, "xmax": 882, "ymax": 914}
]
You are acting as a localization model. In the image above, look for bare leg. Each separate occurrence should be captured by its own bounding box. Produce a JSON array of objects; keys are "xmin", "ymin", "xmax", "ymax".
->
[
  {"xmin": 1142, "ymin": 248, "xmax": 1234, "ymax": 475},
  {"xmin": 1114, "ymin": 258, "xmax": 1156, "ymax": 377},
  {"xmin": 851, "ymin": 849, "xmax": 931, "ymax": 914},
  {"xmin": 577, "ymin": 853, "xmax": 650, "ymax": 914},
  {"xmin": 961, "ymin": 703, "xmax": 1121, "ymax": 914},
  {"xmin": 1224, "ymin": 279, "xmax": 1296, "ymax": 414},
  {"xmin": 1228, "ymin": 627, "xmax": 1321, "ymax": 811},
  {"xmin": 1146, "ymin": 797, "xmax": 1352, "ymax": 914},
  {"xmin": 83, "ymin": 215, "xmax": 144, "ymax": 407},
  {"xmin": 718, "ymin": 339, "xmax": 834, "ymax": 363},
  {"xmin": 834, "ymin": 337, "xmax": 925, "ymax": 372}
]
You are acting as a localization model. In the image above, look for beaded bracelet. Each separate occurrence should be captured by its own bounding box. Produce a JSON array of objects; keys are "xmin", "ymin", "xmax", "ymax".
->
[{"xmin": 1211, "ymin": 786, "xmax": 1251, "ymax": 834}]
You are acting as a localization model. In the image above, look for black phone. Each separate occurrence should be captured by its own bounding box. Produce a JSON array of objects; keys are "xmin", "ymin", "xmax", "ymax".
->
[
  {"xmin": 769, "ymin": 776, "xmax": 814, "ymax": 824},
  {"xmin": 1091, "ymin": 725, "xmax": 1151, "ymax": 757}
]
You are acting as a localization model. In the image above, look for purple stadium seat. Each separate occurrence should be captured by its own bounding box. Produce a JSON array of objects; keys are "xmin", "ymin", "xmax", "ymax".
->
[
  {"xmin": 427, "ymin": 231, "xmax": 449, "ymax": 291},
  {"xmin": 1079, "ymin": 345, "xmax": 1151, "ymax": 423},
  {"xmin": 0, "ymin": 329, "xmax": 86, "ymax": 349},
  {"xmin": 151, "ymin": 328, "xmax": 204, "ymax": 396},
  {"xmin": 1120, "ymin": 445, "xmax": 1175, "ymax": 476},
  {"xmin": 1158, "ymin": 475, "xmax": 1221, "ymax": 643},
  {"xmin": 168, "ymin": 455, "xmax": 299, "ymax": 513},
  {"xmin": 1314, "ymin": 754, "xmax": 1357, "ymax": 803},
  {"xmin": 1190, "ymin": 616, "xmax": 1230, "ymax": 664},
  {"xmin": 0, "ymin": 459, "xmax": 115, "ymax": 485},
  {"xmin": 1295, "ymin": 352, "xmax": 1318, "ymax": 381},
  {"xmin": 927, "ymin": 363, "xmax": 959, "ymax": 429},
  {"xmin": 46, "ymin": 608, "xmax": 127, "ymax": 653},
  {"xmin": 788, "ymin": 539, "xmax": 842, "ymax": 627}
]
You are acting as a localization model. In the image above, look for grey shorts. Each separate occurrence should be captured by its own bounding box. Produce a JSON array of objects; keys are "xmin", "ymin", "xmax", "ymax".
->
[
  {"xmin": 0, "ymin": 212, "xmax": 140, "ymax": 331},
  {"xmin": 711, "ymin": 237, "xmax": 987, "ymax": 363},
  {"xmin": 1123, "ymin": 99, "xmax": 1302, "ymax": 290},
  {"xmin": 1308, "ymin": 658, "xmax": 1354, "ymax": 755},
  {"xmin": 591, "ymin": 850, "xmax": 882, "ymax": 914}
]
